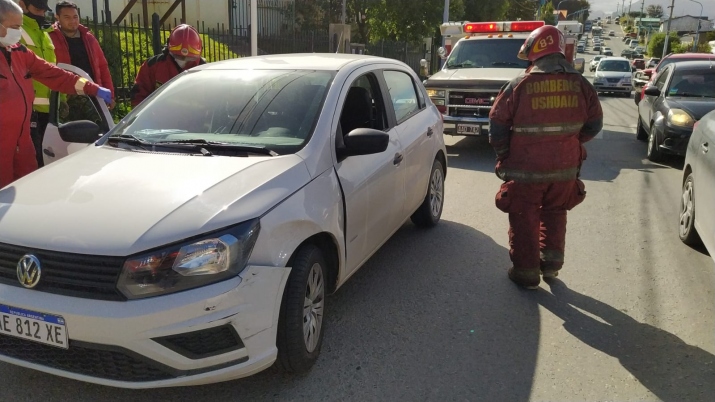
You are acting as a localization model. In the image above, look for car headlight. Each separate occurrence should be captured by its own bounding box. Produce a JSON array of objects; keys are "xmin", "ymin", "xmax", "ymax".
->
[
  {"xmin": 622, "ymin": 76, "xmax": 631, "ymax": 83},
  {"xmin": 117, "ymin": 219, "xmax": 260, "ymax": 299},
  {"xmin": 667, "ymin": 109, "xmax": 695, "ymax": 128},
  {"xmin": 427, "ymin": 89, "xmax": 445, "ymax": 98},
  {"xmin": 594, "ymin": 77, "xmax": 604, "ymax": 84}
]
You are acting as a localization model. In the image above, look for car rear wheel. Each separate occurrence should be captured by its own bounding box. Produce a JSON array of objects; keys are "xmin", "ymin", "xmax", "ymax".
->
[
  {"xmin": 636, "ymin": 117, "xmax": 648, "ymax": 141},
  {"xmin": 277, "ymin": 244, "xmax": 327, "ymax": 373},
  {"xmin": 411, "ymin": 159, "xmax": 445, "ymax": 228},
  {"xmin": 647, "ymin": 125, "xmax": 663, "ymax": 162},
  {"xmin": 679, "ymin": 173, "xmax": 702, "ymax": 246}
]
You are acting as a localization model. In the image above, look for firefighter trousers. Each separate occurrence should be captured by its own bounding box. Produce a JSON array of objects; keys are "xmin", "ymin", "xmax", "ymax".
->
[{"xmin": 495, "ymin": 180, "xmax": 586, "ymax": 272}]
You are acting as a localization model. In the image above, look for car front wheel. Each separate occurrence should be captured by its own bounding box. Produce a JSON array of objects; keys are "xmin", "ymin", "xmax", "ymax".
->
[
  {"xmin": 647, "ymin": 125, "xmax": 663, "ymax": 162},
  {"xmin": 636, "ymin": 117, "xmax": 648, "ymax": 141},
  {"xmin": 679, "ymin": 173, "xmax": 701, "ymax": 246},
  {"xmin": 277, "ymin": 244, "xmax": 327, "ymax": 373},
  {"xmin": 411, "ymin": 159, "xmax": 445, "ymax": 228}
]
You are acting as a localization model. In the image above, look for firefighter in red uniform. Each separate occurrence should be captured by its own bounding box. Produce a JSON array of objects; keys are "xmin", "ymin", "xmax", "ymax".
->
[
  {"xmin": 0, "ymin": 0, "xmax": 111, "ymax": 188},
  {"xmin": 488, "ymin": 25, "xmax": 603, "ymax": 289},
  {"xmin": 130, "ymin": 24, "xmax": 205, "ymax": 107}
]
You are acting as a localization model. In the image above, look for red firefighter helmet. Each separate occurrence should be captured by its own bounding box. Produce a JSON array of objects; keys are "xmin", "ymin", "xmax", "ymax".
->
[
  {"xmin": 168, "ymin": 24, "xmax": 202, "ymax": 60},
  {"xmin": 517, "ymin": 25, "xmax": 565, "ymax": 61}
]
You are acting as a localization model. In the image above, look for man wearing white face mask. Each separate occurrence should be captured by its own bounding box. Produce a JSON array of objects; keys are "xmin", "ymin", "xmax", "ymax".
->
[
  {"xmin": 0, "ymin": 0, "xmax": 112, "ymax": 188},
  {"xmin": 130, "ymin": 24, "xmax": 205, "ymax": 107}
]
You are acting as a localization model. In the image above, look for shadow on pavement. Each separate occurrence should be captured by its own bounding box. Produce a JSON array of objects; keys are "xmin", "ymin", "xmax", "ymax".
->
[
  {"xmin": 0, "ymin": 221, "xmax": 540, "ymax": 401},
  {"xmin": 580, "ymin": 129, "xmax": 678, "ymax": 182},
  {"xmin": 535, "ymin": 279, "xmax": 715, "ymax": 402}
]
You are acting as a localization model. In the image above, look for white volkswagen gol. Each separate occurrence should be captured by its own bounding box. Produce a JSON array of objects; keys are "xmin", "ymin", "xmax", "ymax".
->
[{"xmin": 0, "ymin": 54, "xmax": 447, "ymax": 388}]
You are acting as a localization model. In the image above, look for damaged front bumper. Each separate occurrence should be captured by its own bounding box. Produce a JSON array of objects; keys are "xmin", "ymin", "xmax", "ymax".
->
[{"xmin": 0, "ymin": 265, "xmax": 290, "ymax": 388}]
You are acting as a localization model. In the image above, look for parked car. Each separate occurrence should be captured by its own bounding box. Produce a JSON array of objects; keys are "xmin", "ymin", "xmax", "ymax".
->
[
  {"xmin": 577, "ymin": 43, "xmax": 585, "ymax": 53},
  {"xmin": 0, "ymin": 54, "xmax": 448, "ymax": 387},
  {"xmin": 621, "ymin": 49, "xmax": 634, "ymax": 59},
  {"xmin": 646, "ymin": 57, "xmax": 660, "ymax": 68},
  {"xmin": 680, "ymin": 109, "xmax": 715, "ymax": 263},
  {"xmin": 629, "ymin": 41, "xmax": 638, "ymax": 49},
  {"xmin": 632, "ymin": 58, "xmax": 645, "ymax": 70},
  {"xmin": 637, "ymin": 61, "xmax": 715, "ymax": 162},
  {"xmin": 634, "ymin": 46, "xmax": 645, "ymax": 54},
  {"xmin": 589, "ymin": 55, "xmax": 604, "ymax": 71},
  {"xmin": 593, "ymin": 57, "xmax": 633, "ymax": 96},
  {"xmin": 636, "ymin": 53, "xmax": 715, "ymax": 105}
]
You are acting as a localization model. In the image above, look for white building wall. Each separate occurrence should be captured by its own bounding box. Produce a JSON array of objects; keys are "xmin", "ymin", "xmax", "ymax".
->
[
  {"xmin": 661, "ymin": 16, "xmax": 713, "ymax": 33},
  {"xmin": 65, "ymin": 0, "xmax": 293, "ymax": 34}
]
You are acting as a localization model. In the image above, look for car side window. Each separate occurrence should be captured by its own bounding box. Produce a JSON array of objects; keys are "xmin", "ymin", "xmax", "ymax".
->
[
  {"xmin": 383, "ymin": 70, "xmax": 423, "ymax": 124},
  {"xmin": 338, "ymin": 73, "xmax": 388, "ymax": 137},
  {"xmin": 58, "ymin": 94, "xmax": 105, "ymax": 129},
  {"xmin": 654, "ymin": 67, "xmax": 670, "ymax": 91}
]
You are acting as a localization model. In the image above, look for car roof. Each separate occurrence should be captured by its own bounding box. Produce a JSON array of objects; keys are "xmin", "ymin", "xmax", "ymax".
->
[
  {"xmin": 193, "ymin": 53, "xmax": 405, "ymax": 71},
  {"xmin": 670, "ymin": 60, "xmax": 715, "ymax": 70},
  {"xmin": 665, "ymin": 52, "xmax": 715, "ymax": 60},
  {"xmin": 600, "ymin": 57, "xmax": 629, "ymax": 62}
]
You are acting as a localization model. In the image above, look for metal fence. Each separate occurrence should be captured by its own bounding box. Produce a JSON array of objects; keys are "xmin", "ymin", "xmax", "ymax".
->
[{"xmin": 82, "ymin": 12, "xmax": 430, "ymax": 118}]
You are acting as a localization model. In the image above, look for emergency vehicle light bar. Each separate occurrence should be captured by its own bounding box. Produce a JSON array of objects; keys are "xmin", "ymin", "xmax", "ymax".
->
[{"xmin": 462, "ymin": 20, "xmax": 544, "ymax": 34}]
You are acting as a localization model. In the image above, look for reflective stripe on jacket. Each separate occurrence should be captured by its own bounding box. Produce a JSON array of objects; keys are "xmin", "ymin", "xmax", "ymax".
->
[
  {"xmin": 20, "ymin": 14, "xmax": 57, "ymax": 113},
  {"xmin": 488, "ymin": 54, "xmax": 603, "ymax": 183}
]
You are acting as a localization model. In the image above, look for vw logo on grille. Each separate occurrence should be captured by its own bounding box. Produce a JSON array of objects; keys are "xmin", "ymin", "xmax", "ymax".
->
[{"xmin": 17, "ymin": 254, "xmax": 42, "ymax": 289}]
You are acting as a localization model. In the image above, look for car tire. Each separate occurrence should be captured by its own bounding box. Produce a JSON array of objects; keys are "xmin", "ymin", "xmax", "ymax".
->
[
  {"xmin": 636, "ymin": 117, "xmax": 648, "ymax": 141},
  {"xmin": 679, "ymin": 173, "xmax": 702, "ymax": 246},
  {"xmin": 646, "ymin": 125, "xmax": 663, "ymax": 162},
  {"xmin": 410, "ymin": 159, "xmax": 445, "ymax": 228},
  {"xmin": 277, "ymin": 244, "xmax": 327, "ymax": 374}
]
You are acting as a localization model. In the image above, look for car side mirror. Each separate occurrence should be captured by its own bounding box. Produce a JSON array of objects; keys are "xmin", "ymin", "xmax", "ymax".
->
[
  {"xmin": 437, "ymin": 46, "xmax": 447, "ymax": 59},
  {"xmin": 337, "ymin": 128, "xmax": 389, "ymax": 160},
  {"xmin": 632, "ymin": 66, "xmax": 637, "ymax": 72},
  {"xmin": 644, "ymin": 86, "xmax": 661, "ymax": 97},
  {"xmin": 58, "ymin": 120, "xmax": 103, "ymax": 144}
]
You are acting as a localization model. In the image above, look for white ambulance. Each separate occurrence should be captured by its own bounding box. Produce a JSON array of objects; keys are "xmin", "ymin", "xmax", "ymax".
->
[{"xmin": 424, "ymin": 21, "xmax": 546, "ymax": 136}]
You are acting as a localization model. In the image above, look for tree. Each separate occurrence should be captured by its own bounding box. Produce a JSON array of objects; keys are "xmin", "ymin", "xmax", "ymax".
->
[
  {"xmin": 368, "ymin": 0, "xmax": 466, "ymax": 42},
  {"xmin": 646, "ymin": 4, "xmax": 663, "ymax": 18},
  {"xmin": 541, "ymin": 2, "xmax": 556, "ymax": 25},
  {"xmin": 504, "ymin": 0, "xmax": 539, "ymax": 21},
  {"xmin": 463, "ymin": 0, "xmax": 509, "ymax": 22},
  {"xmin": 647, "ymin": 32, "xmax": 680, "ymax": 58}
]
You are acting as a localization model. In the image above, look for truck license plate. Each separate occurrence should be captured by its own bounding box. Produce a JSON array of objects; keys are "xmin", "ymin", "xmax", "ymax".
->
[
  {"xmin": 457, "ymin": 124, "xmax": 481, "ymax": 135},
  {"xmin": 0, "ymin": 304, "xmax": 68, "ymax": 349}
]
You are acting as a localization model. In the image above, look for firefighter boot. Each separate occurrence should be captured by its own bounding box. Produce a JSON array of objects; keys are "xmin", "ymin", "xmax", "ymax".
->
[{"xmin": 508, "ymin": 267, "xmax": 540, "ymax": 289}]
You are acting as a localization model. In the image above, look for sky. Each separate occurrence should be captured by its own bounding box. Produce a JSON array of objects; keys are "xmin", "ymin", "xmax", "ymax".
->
[{"xmin": 585, "ymin": 0, "xmax": 711, "ymax": 19}]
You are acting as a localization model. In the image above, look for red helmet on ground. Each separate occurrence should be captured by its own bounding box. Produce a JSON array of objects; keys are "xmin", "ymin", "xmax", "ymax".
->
[
  {"xmin": 517, "ymin": 25, "xmax": 565, "ymax": 61},
  {"xmin": 168, "ymin": 24, "xmax": 202, "ymax": 61}
]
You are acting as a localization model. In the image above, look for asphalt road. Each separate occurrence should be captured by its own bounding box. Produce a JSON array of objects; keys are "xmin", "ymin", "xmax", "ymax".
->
[{"xmin": 1, "ymin": 24, "xmax": 714, "ymax": 402}]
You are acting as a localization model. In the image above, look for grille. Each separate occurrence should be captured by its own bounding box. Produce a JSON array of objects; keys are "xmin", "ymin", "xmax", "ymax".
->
[
  {"xmin": 450, "ymin": 107, "xmax": 491, "ymax": 118},
  {"xmin": 153, "ymin": 324, "xmax": 245, "ymax": 359},
  {"xmin": 606, "ymin": 78, "xmax": 621, "ymax": 83},
  {"xmin": 448, "ymin": 91, "xmax": 496, "ymax": 107},
  {"xmin": 0, "ymin": 243, "xmax": 125, "ymax": 301},
  {"xmin": 0, "ymin": 335, "xmax": 174, "ymax": 382}
]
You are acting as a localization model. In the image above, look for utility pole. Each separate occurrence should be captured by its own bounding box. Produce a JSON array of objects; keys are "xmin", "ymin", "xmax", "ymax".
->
[
  {"xmin": 251, "ymin": 0, "xmax": 257, "ymax": 56},
  {"xmin": 638, "ymin": 0, "xmax": 645, "ymax": 36},
  {"xmin": 662, "ymin": 0, "xmax": 675, "ymax": 57},
  {"xmin": 442, "ymin": 0, "xmax": 449, "ymax": 47},
  {"xmin": 341, "ymin": 0, "xmax": 346, "ymax": 24}
]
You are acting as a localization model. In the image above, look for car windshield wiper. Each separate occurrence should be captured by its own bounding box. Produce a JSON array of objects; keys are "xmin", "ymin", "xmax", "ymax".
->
[
  {"xmin": 106, "ymin": 134, "xmax": 152, "ymax": 151},
  {"xmin": 108, "ymin": 134, "xmax": 212, "ymax": 155},
  {"xmin": 154, "ymin": 139, "xmax": 278, "ymax": 156},
  {"xmin": 446, "ymin": 63, "xmax": 482, "ymax": 69},
  {"xmin": 491, "ymin": 62, "xmax": 522, "ymax": 67}
]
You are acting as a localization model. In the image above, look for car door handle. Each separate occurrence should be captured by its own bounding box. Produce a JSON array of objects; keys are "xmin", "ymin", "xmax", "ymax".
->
[
  {"xmin": 702, "ymin": 142, "xmax": 709, "ymax": 153},
  {"xmin": 43, "ymin": 148, "xmax": 55, "ymax": 157},
  {"xmin": 427, "ymin": 127, "xmax": 434, "ymax": 137},
  {"xmin": 393, "ymin": 153, "xmax": 404, "ymax": 165}
]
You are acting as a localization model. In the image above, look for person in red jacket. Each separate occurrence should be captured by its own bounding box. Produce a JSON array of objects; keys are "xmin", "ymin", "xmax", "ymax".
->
[
  {"xmin": 130, "ymin": 24, "xmax": 205, "ymax": 107},
  {"xmin": 0, "ymin": 0, "xmax": 111, "ymax": 188},
  {"xmin": 488, "ymin": 25, "xmax": 603, "ymax": 289},
  {"xmin": 48, "ymin": 1, "xmax": 115, "ymax": 107}
]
